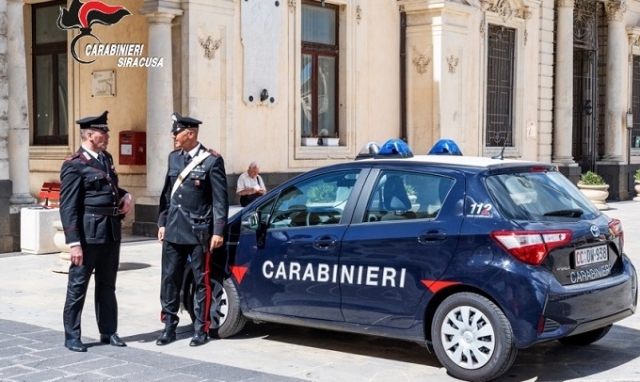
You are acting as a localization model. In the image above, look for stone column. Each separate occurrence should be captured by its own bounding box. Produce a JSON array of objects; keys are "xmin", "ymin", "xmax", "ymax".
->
[
  {"xmin": 0, "ymin": 0, "xmax": 15, "ymax": 253},
  {"xmin": 134, "ymin": 4, "xmax": 182, "ymax": 236},
  {"xmin": 0, "ymin": 0, "xmax": 8, "ymax": 182},
  {"xmin": 553, "ymin": 0, "xmax": 575, "ymax": 165},
  {"xmin": 8, "ymin": 0, "xmax": 35, "ymax": 206},
  {"xmin": 601, "ymin": 0, "xmax": 627, "ymax": 163}
]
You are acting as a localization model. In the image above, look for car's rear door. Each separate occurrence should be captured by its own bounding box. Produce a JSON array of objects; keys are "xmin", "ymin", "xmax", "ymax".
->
[
  {"xmin": 339, "ymin": 166, "xmax": 466, "ymax": 329},
  {"xmin": 233, "ymin": 168, "xmax": 369, "ymax": 321}
]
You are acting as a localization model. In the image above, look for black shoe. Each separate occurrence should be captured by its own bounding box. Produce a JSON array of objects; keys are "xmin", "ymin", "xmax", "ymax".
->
[
  {"xmin": 100, "ymin": 333, "xmax": 126, "ymax": 347},
  {"xmin": 64, "ymin": 339, "xmax": 87, "ymax": 352},
  {"xmin": 189, "ymin": 332, "xmax": 209, "ymax": 347},
  {"xmin": 156, "ymin": 330, "xmax": 176, "ymax": 346}
]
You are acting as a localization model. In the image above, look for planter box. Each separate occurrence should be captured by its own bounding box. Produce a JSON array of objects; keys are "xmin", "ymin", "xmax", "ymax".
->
[
  {"xmin": 301, "ymin": 137, "xmax": 320, "ymax": 146},
  {"xmin": 20, "ymin": 207, "xmax": 60, "ymax": 254},
  {"xmin": 577, "ymin": 183, "xmax": 609, "ymax": 210},
  {"xmin": 301, "ymin": 137, "xmax": 340, "ymax": 146},
  {"xmin": 321, "ymin": 137, "xmax": 339, "ymax": 146}
]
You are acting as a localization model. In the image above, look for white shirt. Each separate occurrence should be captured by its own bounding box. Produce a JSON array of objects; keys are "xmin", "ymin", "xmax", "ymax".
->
[{"xmin": 236, "ymin": 171, "xmax": 264, "ymax": 194}]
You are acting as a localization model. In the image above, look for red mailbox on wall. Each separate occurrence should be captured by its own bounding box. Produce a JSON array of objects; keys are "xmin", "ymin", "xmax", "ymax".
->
[{"xmin": 119, "ymin": 131, "xmax": 146, "ymax": 165}]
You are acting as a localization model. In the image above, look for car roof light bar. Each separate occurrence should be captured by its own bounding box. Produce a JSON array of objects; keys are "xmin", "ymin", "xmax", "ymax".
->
[
  {"xmin": 428, "ymin": 139, "xmax": 463, "ymax": 156},
  {"xmin": 376, "ymin": 139, "xmax": 414, "ymax": 158}
]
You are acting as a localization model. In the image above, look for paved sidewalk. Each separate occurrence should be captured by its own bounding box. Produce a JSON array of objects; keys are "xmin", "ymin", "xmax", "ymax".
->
[
  {"xmin": 0, "ymin": 201, "xmax": 639, "ymax": 382},
  {"xmin": 0, "ymin": 319, "xmax": 303, "ymax": 382}
]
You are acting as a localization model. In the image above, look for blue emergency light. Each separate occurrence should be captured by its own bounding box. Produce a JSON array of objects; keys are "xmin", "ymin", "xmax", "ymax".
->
[
  {"xmin": 376, "ymin": 139, "xmax": 414, "ymax": 158},
  {"xmin": 428, "ymin": 139, "xmax": 463, "ymax": 155}
]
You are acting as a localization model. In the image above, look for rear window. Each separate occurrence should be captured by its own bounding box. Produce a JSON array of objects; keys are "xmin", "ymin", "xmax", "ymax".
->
[{"xmin": 485, "ymin": 171, "xmax": 600, "ymax": 221}]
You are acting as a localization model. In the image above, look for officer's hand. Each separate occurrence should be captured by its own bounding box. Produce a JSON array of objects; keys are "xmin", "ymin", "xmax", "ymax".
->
[
  {"xmin": 70, "ymin": 246, "xmax": 83, "ymax": 266},
  {"xmin": 158, "ymin": 227, "xmax": 165, "ymax": 243},
  {"xmin": 210, "ymin": 234, "xmax": 223, "ymax": 251},
  {"xmin": 119, "ymin": 193, "xmax": 132, "ymax": 215}
]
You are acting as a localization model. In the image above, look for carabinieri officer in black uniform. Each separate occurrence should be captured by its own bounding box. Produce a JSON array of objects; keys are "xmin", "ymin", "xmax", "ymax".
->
[
  {"xmin": 59, "ymin": 111, "xmax": 132, "ymax": 352},
  {"xmin": 156, "ymin": 112, "xmax": 228, "ymax": 347}
]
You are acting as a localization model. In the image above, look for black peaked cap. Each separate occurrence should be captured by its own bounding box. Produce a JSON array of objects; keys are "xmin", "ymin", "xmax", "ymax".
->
[
  {"xmin": 76, "ymin": 111, "xmax": 109, "ymax": 132},
  {"xmin": 171, "ymin": 112, "xmax": 202, "ymax": 133}
]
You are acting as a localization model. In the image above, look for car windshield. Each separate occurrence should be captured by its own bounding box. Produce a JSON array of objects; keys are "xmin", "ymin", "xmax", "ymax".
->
[{"xmin": 485, "ymin": 170, "xmax": 600, "ymax": 221}]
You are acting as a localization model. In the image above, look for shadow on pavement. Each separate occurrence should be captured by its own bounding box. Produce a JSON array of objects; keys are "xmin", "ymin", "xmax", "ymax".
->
[{"xmin": 118, "ymin": 262, "xmax": 151, "ymax": 271}]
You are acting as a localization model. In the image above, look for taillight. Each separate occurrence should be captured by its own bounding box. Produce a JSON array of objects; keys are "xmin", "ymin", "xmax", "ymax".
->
[
  {"xmin": 608, "ymin": 218, "xmax": 624, "ymax": 248},
  {"xmin": 490, "ymin": 230, "xmax": 572, "ymax": 265}
]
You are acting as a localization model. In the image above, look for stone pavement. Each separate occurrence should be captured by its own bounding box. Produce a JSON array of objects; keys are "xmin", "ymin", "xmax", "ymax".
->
[{"xmin": 1, "ymin": 202, "xmax": 639, "ymax": 382}]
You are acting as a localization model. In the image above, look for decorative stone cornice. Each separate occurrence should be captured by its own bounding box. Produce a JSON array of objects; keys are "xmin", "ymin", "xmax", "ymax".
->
[
  {"xmin": 605, "ymin": 0, "xmax": 627, "ymax": 21},
  {"xmin": 627, "ymin": 27, "xmax": 640, "ymax": 46},
  {"xmin": 481, "ymin": 0, "xmax": 533, "ymax": 22},
  {"xmin": 557, "ymin": 0, "xmax": 575, "ymax": 8}
]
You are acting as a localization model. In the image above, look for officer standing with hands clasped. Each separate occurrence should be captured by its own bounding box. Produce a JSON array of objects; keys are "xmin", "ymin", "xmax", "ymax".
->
[
  {"xmin": 157, "ymin": 112, "xmax": 229, "ymax": 347},
  {"xmin": 59, "ymin": 111, "xmax": 132, "ymax": 352}
]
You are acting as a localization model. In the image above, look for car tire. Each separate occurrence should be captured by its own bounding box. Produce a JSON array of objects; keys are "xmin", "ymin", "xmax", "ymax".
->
[
  {"xmin": 209, "ymin": 278, "xmax": 247, "ymax": 339},
  {"xmin": 557, "ymin": 325, "xmax": 612, "ymax": 346},
  {"xmin": 431, "ymin": 292, "xmax": 517, "ymax": 382},
  {"xmin": 183, "ymin": 267, "xmax": 246, "ymax": 339}
]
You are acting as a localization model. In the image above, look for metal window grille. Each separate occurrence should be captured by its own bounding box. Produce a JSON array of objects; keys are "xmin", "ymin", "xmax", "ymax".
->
[
  {"xmin": 632, "ymin": 56, "xmax": 640, "ymax": 150},
  {"xmin": 485, "ymin": 25, "xmax": 515, "ymax": 148}
]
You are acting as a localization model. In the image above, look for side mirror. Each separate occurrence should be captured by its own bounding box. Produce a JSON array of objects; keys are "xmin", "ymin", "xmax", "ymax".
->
[
  {"xmin": 256, "ymin": 211, "xmax": 269, "ymax": 249},
  {"xmin": 241, "ymin": 212, "xmax": 260, "ymax": 230}
]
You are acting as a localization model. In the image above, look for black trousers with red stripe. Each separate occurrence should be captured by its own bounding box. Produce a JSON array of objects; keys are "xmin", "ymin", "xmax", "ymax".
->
[
  {"xmin": 160, "ymin": 241, "xmax": 211, "ymax": 334},
  {"xmin": 63, "ymin": 241, "xmax": 120, "ymax": 341}
]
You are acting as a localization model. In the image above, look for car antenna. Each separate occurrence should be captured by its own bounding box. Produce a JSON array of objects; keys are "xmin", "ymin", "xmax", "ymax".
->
[{"xmin": 491, "ymin": 132, "xmax": 510, "ymax": 160}]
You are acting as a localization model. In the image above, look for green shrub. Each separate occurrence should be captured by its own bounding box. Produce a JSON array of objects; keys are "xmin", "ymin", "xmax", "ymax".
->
[
  {"xmin": 579, "ymin": 171, "xmax": 606, "ymax": 185},
  {"xmin": 635, "ymin": 168, "xmax": 640, "ymax": 181}
]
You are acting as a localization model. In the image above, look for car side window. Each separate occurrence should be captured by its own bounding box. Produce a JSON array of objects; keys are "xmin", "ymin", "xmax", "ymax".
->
[
  {"xmin": 269, "ymin": 170, "xmax": 360, "ymax": 228},
  {"xmin": 363, "ymin": 171, "xmax": 454, "ymax": 223}
]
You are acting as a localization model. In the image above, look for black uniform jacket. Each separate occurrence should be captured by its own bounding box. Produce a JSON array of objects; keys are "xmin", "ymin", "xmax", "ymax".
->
[
  {"xmin": 158, "ymin": 145, "xmax": 229, "ymax": 245},
  {"xmin": 59, "ymin": 148, "xmax": 127, "ymax": 245}
]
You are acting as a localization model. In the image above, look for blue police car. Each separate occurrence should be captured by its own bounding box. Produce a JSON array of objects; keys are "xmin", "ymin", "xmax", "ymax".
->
[{"xmin": 183, "ymin": 139, "xmax": 637, "ymax": 382}]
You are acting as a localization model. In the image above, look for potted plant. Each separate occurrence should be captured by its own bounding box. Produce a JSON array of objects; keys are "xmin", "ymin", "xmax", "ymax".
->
[
  {"xmin": 577, "ymin": 171, "xmax": 609, "ymax": 210},
  {"xmin": 319, "ymin": 129, "xmax": 339, "ymax": 146},
  {"xmin": 634, "ymin": 169, "xmax": 640, "ymax": 201}
]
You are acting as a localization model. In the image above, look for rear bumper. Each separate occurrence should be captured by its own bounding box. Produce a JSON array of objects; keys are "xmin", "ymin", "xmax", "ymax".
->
[{"xmin": 536, "ymin": 255, "xmax": 637, "ymax": 342}]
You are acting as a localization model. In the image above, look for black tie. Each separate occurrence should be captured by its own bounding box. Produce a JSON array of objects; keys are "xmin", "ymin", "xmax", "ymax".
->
[
  {"xmin": 98, "ymin": 153, "xmax": 106, "ymax": 168},
  {"xmin": 184, "ymin": 153, "xmax": 192, "ymax": 164}
]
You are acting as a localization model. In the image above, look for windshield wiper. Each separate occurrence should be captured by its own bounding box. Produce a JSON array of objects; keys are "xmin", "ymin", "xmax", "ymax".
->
[{"xmin": 543, "ymin": 209, "xmax": 584, "ymax": 217}]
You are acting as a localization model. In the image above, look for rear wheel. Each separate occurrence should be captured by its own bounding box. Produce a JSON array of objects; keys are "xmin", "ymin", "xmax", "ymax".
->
[
  {"xmin": 431, "ymin": 292, "xmax": 517, "ymax": 382},
  {"xmin": 558, "ymin": 325, "xmax": 612, "ymax": 346}
]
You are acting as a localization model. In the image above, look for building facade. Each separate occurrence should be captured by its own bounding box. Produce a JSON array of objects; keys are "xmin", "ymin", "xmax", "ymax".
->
[{"xmin": 1, "ymin": 0, "xmax": 639, "ymax": 251}]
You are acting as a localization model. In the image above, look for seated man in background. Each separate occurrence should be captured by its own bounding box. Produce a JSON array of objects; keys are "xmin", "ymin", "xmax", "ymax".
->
[{"xmin": 237, "ymin": 161, "xmax": 267, "ymax": 207}]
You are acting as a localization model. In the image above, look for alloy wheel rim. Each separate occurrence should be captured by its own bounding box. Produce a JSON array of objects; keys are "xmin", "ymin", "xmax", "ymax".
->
[
  {"xmin": 209, "ymin": 281, "xmax": 229, "ymax": 328},
  {"xmin": 440, "ymin": 305, "xmax": 496, "ymax": 370}
]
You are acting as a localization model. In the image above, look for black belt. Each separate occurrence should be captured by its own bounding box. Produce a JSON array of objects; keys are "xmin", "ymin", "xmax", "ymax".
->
[{"xmin": 85, "ymin": 206, "xmax": 119, "ymax": 216}]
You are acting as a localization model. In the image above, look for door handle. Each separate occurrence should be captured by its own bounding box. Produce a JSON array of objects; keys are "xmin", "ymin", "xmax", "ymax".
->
[
  {"xmin": 314, "ymin": 235, "xmax": 338, "ymax": 249},
  {"xmin": 419, "ymin": 230, "xmax": 447, "ymax": 244}
]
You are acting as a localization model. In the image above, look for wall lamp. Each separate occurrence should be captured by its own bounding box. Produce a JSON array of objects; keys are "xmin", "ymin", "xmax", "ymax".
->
[
  {"xmin": 627, "ymin": 108, "xmax": 634, "ymax": 130},
  {"xmin": 260, "ymin": 89, "xmax": 269, "ymax": 102}
]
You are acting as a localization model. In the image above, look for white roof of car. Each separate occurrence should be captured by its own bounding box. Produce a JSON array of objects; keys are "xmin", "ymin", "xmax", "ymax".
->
[{"xmin": 361, "ymin": 155, "xmax": 545, "ymax": 168}]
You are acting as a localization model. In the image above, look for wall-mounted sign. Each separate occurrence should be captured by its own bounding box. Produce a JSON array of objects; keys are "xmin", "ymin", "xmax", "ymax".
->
[
  {"xmin": 91, "ymin": 70, "xmax": 116, "ymax": 97},
  {"xmin": 241, "ymin": 0, "xmax": 281, "ymax": 106}
]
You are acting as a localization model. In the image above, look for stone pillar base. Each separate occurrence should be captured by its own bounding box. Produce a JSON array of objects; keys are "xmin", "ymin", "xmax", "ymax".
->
[
  {"xmin": 132, "ymin": 203, "xmax": 159, "ymax": 237},
  {"xmin": 596, "ymin": 163, "xmax": 629, "ymax": 201},
  {"xmin": 556, "ymin": 164, "xmax": 582, "ymax": 185},
  {"xmin": 52, "ymin": 220, "xmax": 71, "ymax": 273}
]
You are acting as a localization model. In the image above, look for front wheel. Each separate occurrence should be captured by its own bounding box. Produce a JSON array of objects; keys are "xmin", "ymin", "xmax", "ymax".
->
[
  {"xmin": 209, "ymin": 278, "xmax": 246, "ymax": 338},
  {"xmin": 431, "ymin": 292, "xmax": 517, "ymax": 382},
  {"xmin": 557, "ymin": 325, "xmax": 612, "ymax": 346},
  {"xmin": 184, "ymin": 266, "xmax": 246, "ymax": 338}
]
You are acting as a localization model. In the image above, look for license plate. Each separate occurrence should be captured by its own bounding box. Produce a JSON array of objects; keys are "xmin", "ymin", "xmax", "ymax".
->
[{"xmin": 574, "ymin": 245, "xmax": 608, "ymax": 267}]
